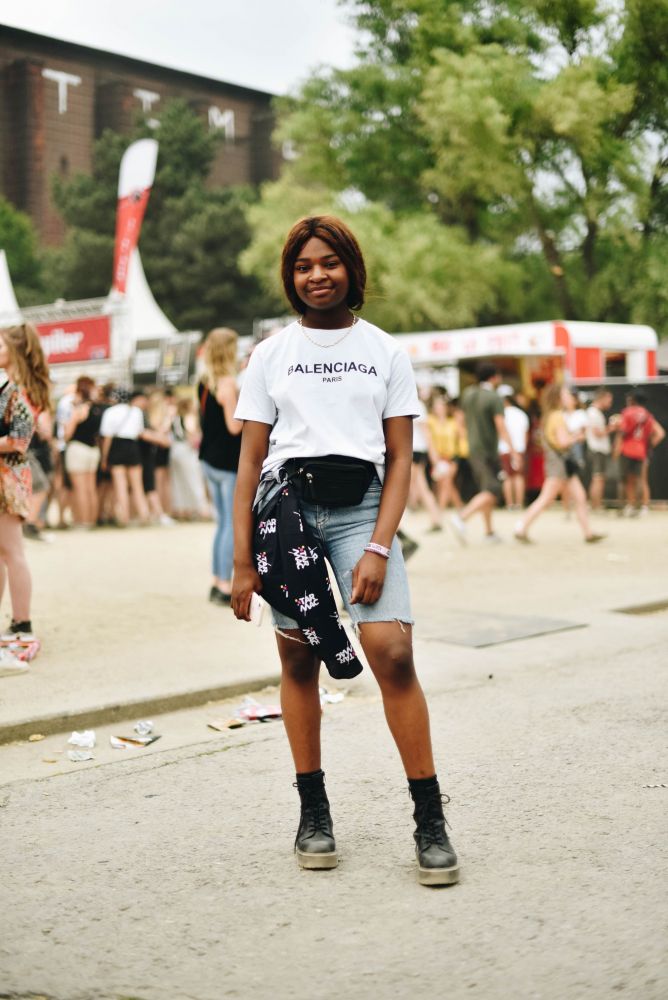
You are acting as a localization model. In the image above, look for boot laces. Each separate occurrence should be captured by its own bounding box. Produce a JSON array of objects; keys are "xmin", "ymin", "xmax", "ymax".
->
[
  {"xmin": 414, "ymin": 792, "xmax": 452, "ymax": 847},
  {"xmin": 293, "ymin": 783, "xmax": 331, "ymax": 838}
]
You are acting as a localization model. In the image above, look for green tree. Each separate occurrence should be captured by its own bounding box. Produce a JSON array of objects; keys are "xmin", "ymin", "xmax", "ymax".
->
[
  {"xmin": 48, "ymin": 100, "xmax": 280, "ymax": 331},
  {"xmin": 0, "ymin": 196, "xmax": 44, "ymax": 305},
  {"xmin": 248, "ymin": 0, "xmax": 668, "ymax": 335}
]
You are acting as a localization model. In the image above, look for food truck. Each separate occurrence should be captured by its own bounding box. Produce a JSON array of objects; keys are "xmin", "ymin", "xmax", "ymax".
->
[
  {"xmin": 395, "ymin": 319, "xmax": 658, "ymax": 393},
  {"xmin": 396, "ymin": 319, "xmax": 667, "ymax": 502}
]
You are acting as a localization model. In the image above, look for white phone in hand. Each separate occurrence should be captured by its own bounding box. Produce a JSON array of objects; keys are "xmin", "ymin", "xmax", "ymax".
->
[{"xmin": 249, "ymin": 592, "xmax": 265, "ymax": 627}]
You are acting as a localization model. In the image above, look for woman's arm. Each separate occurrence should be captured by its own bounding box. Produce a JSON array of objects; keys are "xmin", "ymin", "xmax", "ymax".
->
[
  {"xmin": 231, "ymin": 421, "xmax": 271, "ymax": 621},
  {"xmin": 139, "ymin": 427, "xmax": 171, "ymax": 448},
  {"xmin": 554, "ymin": 420, "xmax": 579, "ymax": 450},
  {"xmin": 216, "ymin": 376, "xmax": 243, "ymax": 436},
  {"xmin": 351, "ymin": 415, "xmax": 412, "ymax": 606}
]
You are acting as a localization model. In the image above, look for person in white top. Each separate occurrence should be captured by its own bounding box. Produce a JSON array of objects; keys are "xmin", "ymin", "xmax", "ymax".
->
[
  {"xmin": 585, "ymin": 388, "xmax": 614, "ymax": 510},
  {"xmin": 409, "ymin": 395, "xmax": 442, "ymax": 531},
  {"xmin": 99, "ymin": 389, "xmax": 149, "ymax": 526},
  {"xmin": 231, "ymin": 215, "xmax": 459, "ymax": 886},
  {"xmin": 498, "ymin": 387, "xmax": 529, "ymax": 510}
]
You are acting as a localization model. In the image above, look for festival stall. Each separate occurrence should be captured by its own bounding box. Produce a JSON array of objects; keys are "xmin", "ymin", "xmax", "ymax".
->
[{"xmin": 395, "ymin": 320, "xmax": 659, "ymax": 394}]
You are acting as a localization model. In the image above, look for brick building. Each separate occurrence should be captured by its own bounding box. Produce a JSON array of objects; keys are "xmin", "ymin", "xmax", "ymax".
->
[{"xmin": 0, "ymin": 25, "xmax": 280, "ymax": 246}]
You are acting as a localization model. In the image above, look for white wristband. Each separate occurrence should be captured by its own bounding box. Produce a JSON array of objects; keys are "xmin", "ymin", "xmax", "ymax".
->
[{"xmin": 364, "ymin": 542, "xmax": 391, "ymax": 559}]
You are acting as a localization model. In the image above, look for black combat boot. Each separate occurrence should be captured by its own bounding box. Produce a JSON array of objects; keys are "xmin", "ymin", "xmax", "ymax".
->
[
  {"xmin": 409, "ymin": 777, "xmax": 460, "ymax": 886},
  {"xmin": 294, "ymin": 770, "xmax": 338, "ymax": 870}
]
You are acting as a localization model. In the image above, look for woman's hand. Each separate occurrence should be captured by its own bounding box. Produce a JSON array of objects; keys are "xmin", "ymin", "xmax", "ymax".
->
[
  {"xmin": 231, "ymin": 563, "xmax": 263, "ymax": 621},
  {"xmin": 350, "ymin": 551, "xmax": 388, "ymax": 606}
]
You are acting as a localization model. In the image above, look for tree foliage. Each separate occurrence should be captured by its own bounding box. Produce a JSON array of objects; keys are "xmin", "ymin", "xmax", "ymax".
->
[
  {"xmin": 244, "ymin": 0, "xmax": 668, "ymax": 335},
  {"xmin": 48, "ymin": 100, "xmax": 281, "ymax": 331},
  {"xmin": 0, "ymin": 196, "xmax": 44, "ymax": 305}
]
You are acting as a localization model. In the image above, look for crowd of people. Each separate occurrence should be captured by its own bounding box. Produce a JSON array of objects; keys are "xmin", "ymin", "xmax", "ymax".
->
[
  {"xmin": 26, "ymin": 379, "xmax": 211, "ymax": 539},
  {"xmin": 0, "ymin": 312, "xmax": 665, "ymax": 651},
  {"xmin": 408, "ymin": 366, "xmax": 665, "ymax": 546}
]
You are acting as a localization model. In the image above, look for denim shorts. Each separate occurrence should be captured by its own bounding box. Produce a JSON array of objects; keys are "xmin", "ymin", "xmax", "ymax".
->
[{"xmin": 269, "ymin": 477, "xmax": 414, "ymax": 632}]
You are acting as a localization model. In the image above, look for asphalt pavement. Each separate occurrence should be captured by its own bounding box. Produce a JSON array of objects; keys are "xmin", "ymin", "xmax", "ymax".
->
[{"xmin": 0, "ymin": 507, "xmax": 666, "ymax": 999}]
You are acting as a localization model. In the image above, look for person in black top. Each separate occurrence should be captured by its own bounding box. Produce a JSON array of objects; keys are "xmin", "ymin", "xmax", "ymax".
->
[
  {"xmin": 64, "ymin": 376, "xmax": 104, "ymax": 528},
  {"xmin": 198, "ymin": 328, "xmax": 242, "ymax": 604}
]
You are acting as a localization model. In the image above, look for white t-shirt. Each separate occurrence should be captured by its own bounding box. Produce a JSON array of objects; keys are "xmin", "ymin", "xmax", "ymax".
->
[
  {"xmin": 586, "ymin": 405, "xmax": 610, "ymax": 454},
  {"xmin": 235, "ymin": 318, "xmax": 420, "ymax": 478},
  {"xmin": 413, "ymin": 400, "xmax": 430, "ymax": 453},
  {"xmin": 99, "ymin": 403, "xmax": 144, "ymax": 440},
  {"xmin": 566, "ymin": 409, "xmax": 588, "ymax": 434},
  {"xmin": 499, "ymin": 405, "xmax": 529, "ymax": 454}
]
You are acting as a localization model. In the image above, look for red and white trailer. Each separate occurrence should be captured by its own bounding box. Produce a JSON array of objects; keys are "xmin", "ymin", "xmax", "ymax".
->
[{"xmin": 396, "ymin": 320, "xmax": 658, "ymax": 389}]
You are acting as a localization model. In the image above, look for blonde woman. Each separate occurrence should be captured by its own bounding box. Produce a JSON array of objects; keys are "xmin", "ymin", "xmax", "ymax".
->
[
  {"xmin": 514, "ymin": 383, "xmax": 604, "ymax": 544},
  {"xmin": 199, "ymin": 328, "xmax": 242, "ymax": 604},
  {"xmin": 0, "ymin": 324, "xmax": 51, "ymax": 640}
]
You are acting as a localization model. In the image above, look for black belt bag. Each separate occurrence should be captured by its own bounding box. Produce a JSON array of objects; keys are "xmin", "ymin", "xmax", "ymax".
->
[{"xmin": 283, "ymin": 455, "xmax": 376, "ymax": 507}]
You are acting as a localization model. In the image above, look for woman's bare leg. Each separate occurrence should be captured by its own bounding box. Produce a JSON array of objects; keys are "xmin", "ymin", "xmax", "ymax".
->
[
  {"xmin": 69, "ymin": 472, "xmax": 88, "ymax": 525},
  {"xmin": 127, "ymin": 466, "xmax": 149, "ymax": 523},
  {"xmin": 111, "ymin": 467, "xmax": 130, "ymax": 525},
  {"xmin": 276, "ymin": 630, "xmax": 322, "ymax": 772},
  {"xmin": 412, "ymin": 465, "xmax": 441, "ymax": 527},
  {"xmin": 566, "ymin": 475, "xmax": 595, "ymax": 539},
  {"xmin": 516, "ymin": 477, "xmax": 563, "ymax": 535},
  {"xmin": 360, "ymin": 622, "xmax": 435, "ymax": 778},
  {"xmin": 0, "ymin": 514, "xmax": 32, "ymax": 621}
]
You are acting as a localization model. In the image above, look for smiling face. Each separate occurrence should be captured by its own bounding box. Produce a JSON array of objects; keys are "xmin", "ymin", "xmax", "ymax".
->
[{"xmin": 293, "ymin": 237, "xmax": 351, "ymax": 317}]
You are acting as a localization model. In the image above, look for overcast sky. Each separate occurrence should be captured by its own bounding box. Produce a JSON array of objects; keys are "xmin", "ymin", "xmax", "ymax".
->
[{"xmin": 0, "ymin": 0, "xmax": 359, "ymax": 94}]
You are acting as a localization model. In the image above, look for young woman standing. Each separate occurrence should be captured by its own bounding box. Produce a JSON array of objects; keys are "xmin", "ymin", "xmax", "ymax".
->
[
  {"xmin": 198, "ymin": 329, "xmax": 242, "ymax": 605},
  {"xmin": 0, "ymin": 323, "xmax": 51, "ymax": 640},
  {"xmin": 64, "ymin": 376, "xmax": 103, "ymax": 528},
  {"xmin": 231, "ymin": 216, "xmax": 459, "ymax": 886}
]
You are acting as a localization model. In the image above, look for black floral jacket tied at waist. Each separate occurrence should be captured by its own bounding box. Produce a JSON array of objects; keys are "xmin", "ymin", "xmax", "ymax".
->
[{"xmin": 253, "ymin": 480, "xmax": 363, "ymax": 680}]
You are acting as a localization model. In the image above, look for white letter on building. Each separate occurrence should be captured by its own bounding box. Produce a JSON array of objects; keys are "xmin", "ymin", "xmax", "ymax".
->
[
  {"xmin": 208, "ymin": 106, "xmax": 235, "ymax": 140},
  {"xmin": 42, "ymin": 69, "xmax": 82, "ymax": 114}
]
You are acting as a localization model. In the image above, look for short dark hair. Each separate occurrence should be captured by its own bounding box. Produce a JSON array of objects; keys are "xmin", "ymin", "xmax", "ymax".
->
[
  {"xmin": 281, "ymin": 215, "xmax": 366, "ymax": 315},
  {"xmin": 476, "ymin": 361, "xmax": 498, "ymax": 383},
  {"xmin": 627, "ymin": 390, "xmax": 647, "ymax": 405},
  {"xmin": 129, "ymin": 389, "xmax": 146, "ymax": 402}
]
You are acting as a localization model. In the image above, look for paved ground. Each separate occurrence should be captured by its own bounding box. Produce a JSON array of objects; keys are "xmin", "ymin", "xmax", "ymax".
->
[{"xmin": 0, "ymin": 507, "xmax": 666, "ymax": 999}]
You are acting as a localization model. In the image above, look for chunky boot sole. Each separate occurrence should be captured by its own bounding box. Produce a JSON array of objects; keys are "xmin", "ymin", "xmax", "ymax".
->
[
  {"xmin": 296, "ymin": 848, "xmax": 338, "ymax": 870},
  {"xmin": 417, "ymin": 860, "xmax": 460, "ymax": 886}
]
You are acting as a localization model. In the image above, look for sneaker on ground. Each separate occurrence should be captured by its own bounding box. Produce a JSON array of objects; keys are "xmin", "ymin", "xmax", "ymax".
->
[
  {"xmin": 159, "ymin": 514, "xmax": 176, "ymax": 526},
  {"xmin": 1, "ymin": 625, "xmax": 37, "ymax": 643},
  {"xmin": 449, "ymin": 512, "xmax": 467, "ymax": 546},
  {"xmin": 483, "ymin": 532, "xmax": 502, "ymax": 544},
  {"xmin": 0, "ymin": 648, "xmax": 29, "ymax": 676},
  {"xmin": 209, "ymin": 585, "xmax": 231, "ymax": 605},
  {"xmin": 22, "ymin": 524, "xmax": 44, "ymax": 541},
  {"xmin": 513, "ymin": 522, "xmax": 532, "ymax": 544},
  {"xmin": 585, "ymin": 533, "xmax": 605, "ymax": 544},
  {"xmin": 397, "ymin": 530, "xmax": 419, "ymax": 562},
  {"xmin": 622, "ymin": 505, "xmax": 638, "ymax": 518}
]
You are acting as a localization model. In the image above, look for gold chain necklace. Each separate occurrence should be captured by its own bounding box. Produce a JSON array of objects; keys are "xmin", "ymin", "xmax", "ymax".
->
[{"xmin": 298, "ymin": 314, "xmax": 358, "ymax": 348}]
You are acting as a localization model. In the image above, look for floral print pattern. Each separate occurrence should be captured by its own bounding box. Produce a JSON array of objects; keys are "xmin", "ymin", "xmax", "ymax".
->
[{"xmin": 0, "ymin": 381, "xmax": 38, "ymax": 519}]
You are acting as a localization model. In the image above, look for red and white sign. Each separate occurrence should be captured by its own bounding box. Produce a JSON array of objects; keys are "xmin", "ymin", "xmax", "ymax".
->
[
  {"xmin": 37, "ymin": 316, "xmax": 111, "ymax": 365},
  {"xmin": 112, "ymin": 138, "xmax": 158, "ymax": 293}
]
